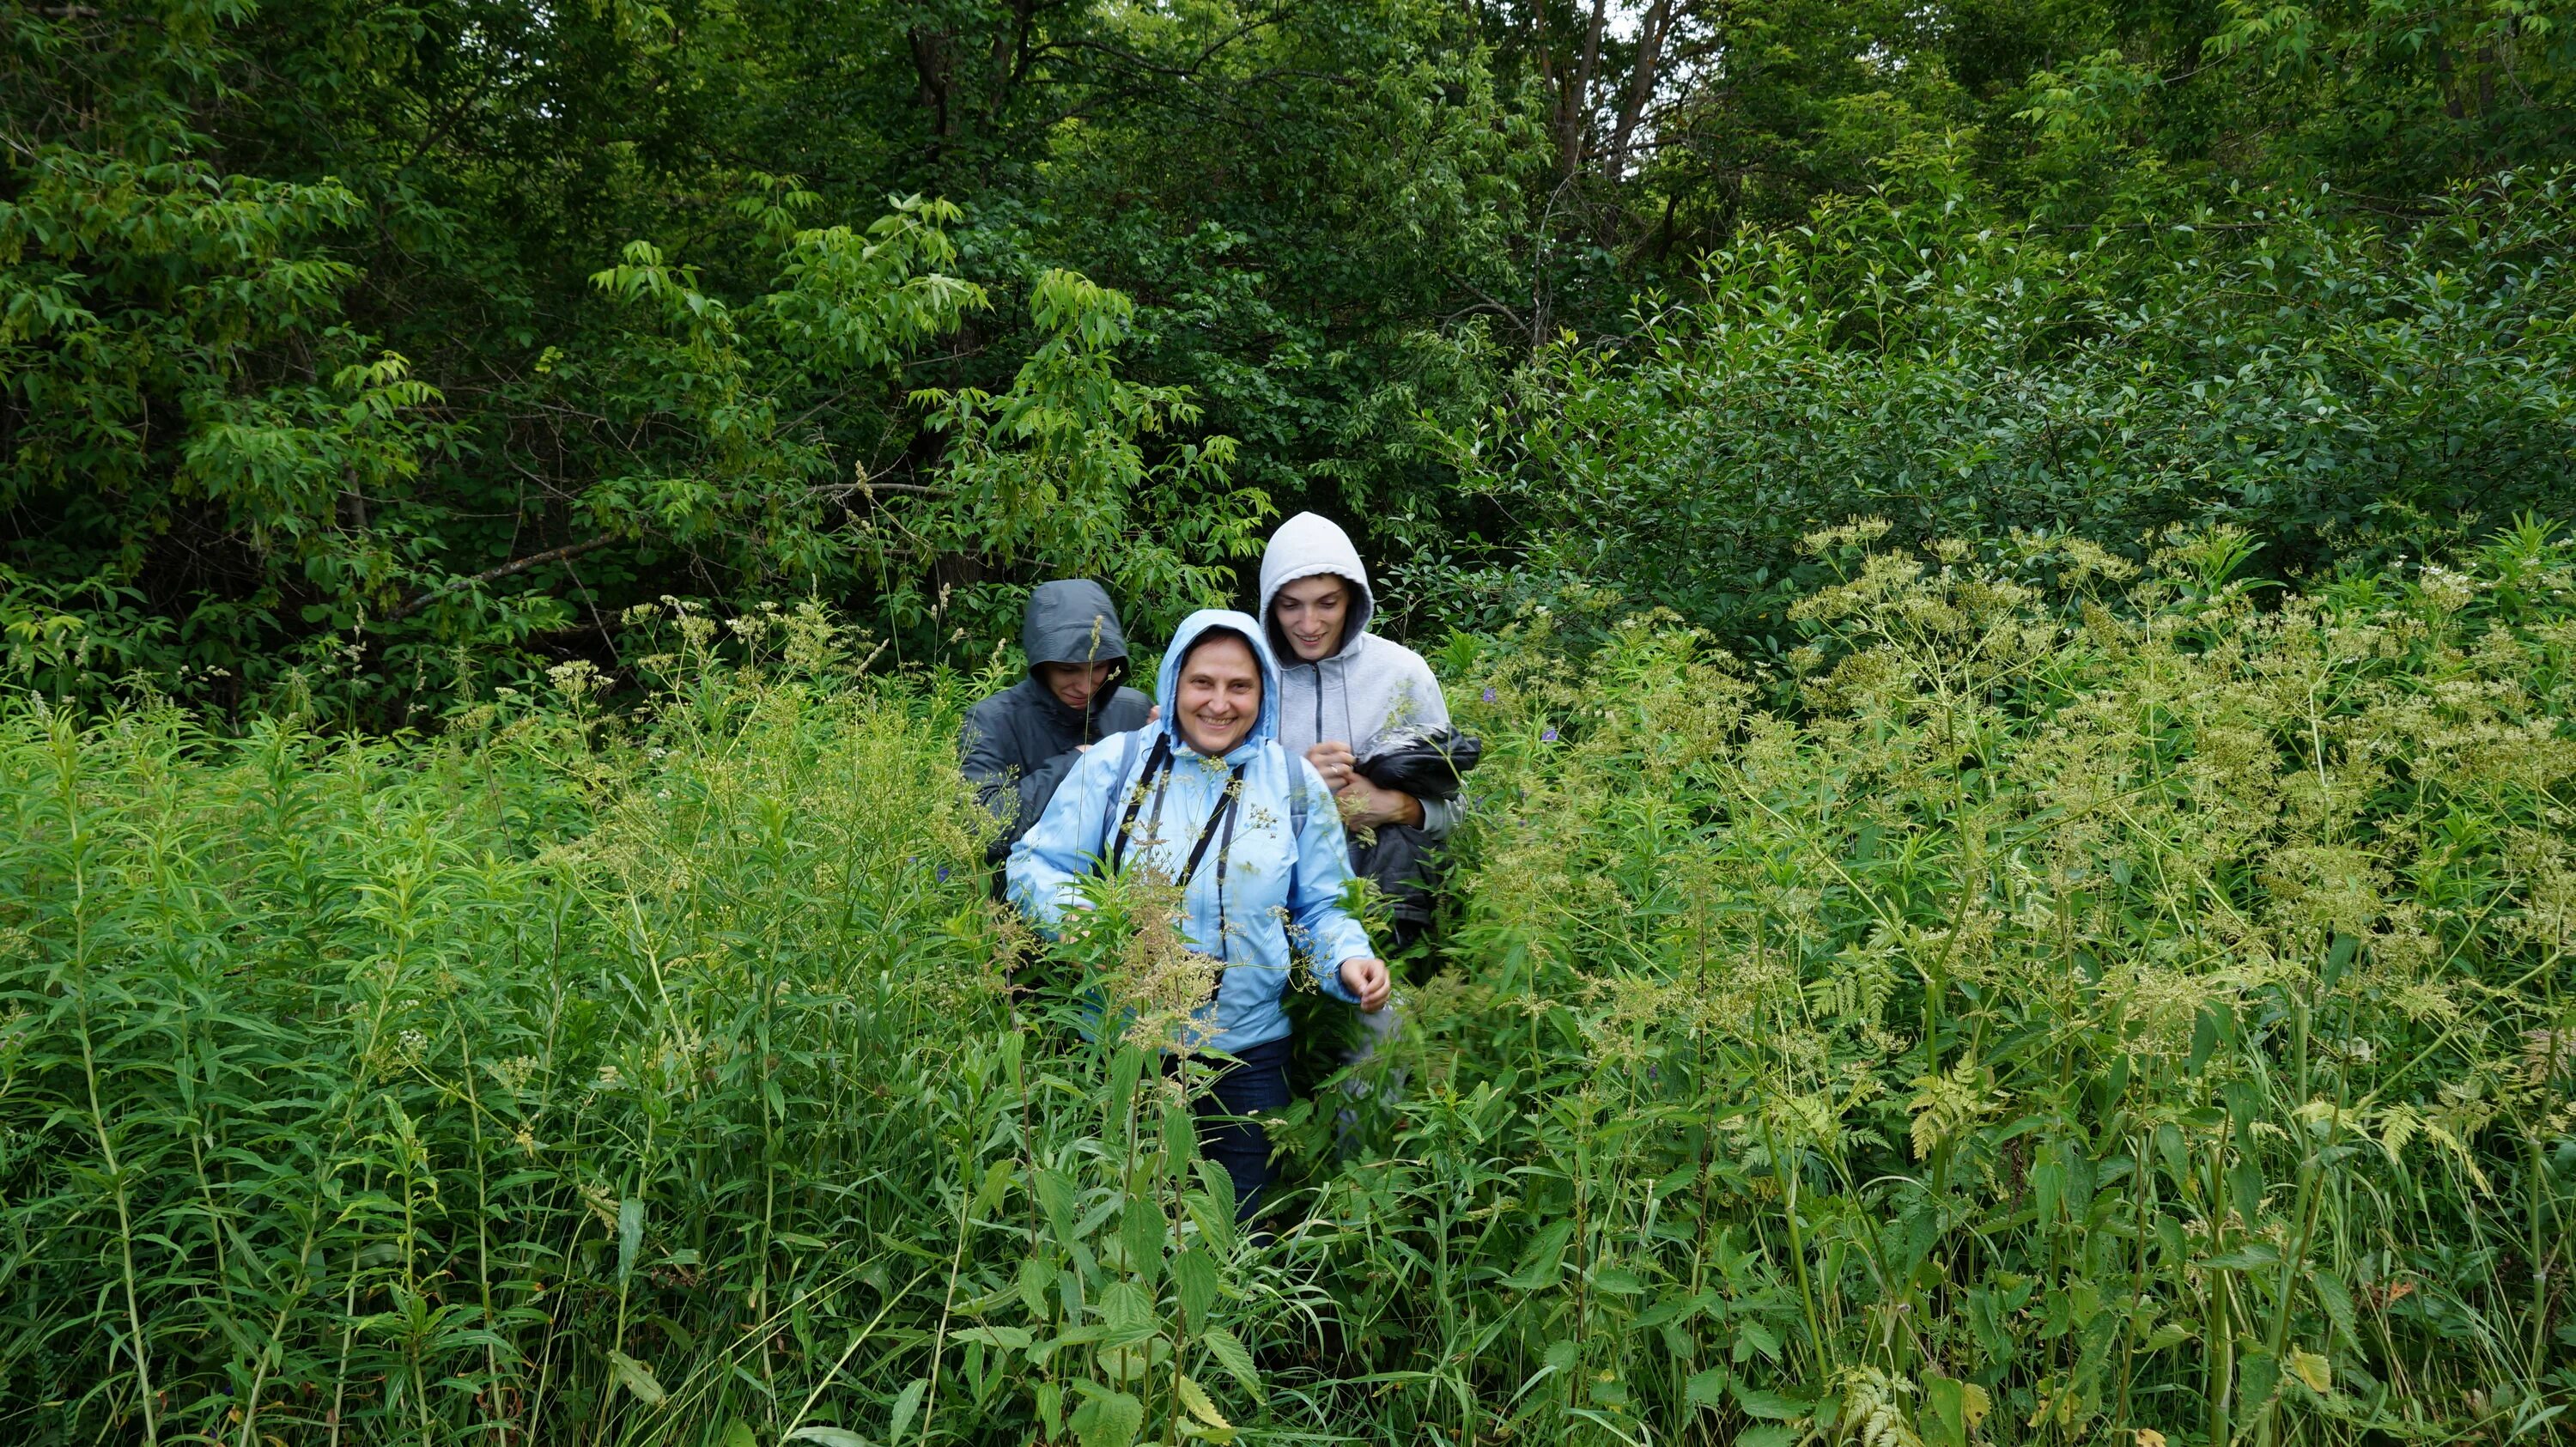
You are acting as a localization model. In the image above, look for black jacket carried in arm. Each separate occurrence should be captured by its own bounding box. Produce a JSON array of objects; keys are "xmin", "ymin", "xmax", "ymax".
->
[
  {"xmin": 962, "ymin": 580, "xmax": 1154, "ymax": 864},
  {"xmin": 1349, "ymin": 728, "xmax": 1480, "ymax": 944}
]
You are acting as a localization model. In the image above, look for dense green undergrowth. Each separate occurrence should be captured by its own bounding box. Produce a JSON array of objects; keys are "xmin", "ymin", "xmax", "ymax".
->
[
  {"xmin": 6, "ymin": 532, "xmax": 2576, "ymax": 1445},
  {"xmin": 1431, "ymin": 173, "xmax": 2576, "ymax": 653}
]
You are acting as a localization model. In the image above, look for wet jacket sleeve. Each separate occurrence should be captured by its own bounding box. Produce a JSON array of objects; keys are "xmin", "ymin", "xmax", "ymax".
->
[
  {"xmin": 962, "ymin": 702, "xmax": 1084, "ymax": 862},
  {"xmin": 1005, "ymin": 740, "xmax": 1121, "ymax": 927},
  {"xmin": 1289, "ymin": 761, "xmax": 1373, "ymax": 1000}
]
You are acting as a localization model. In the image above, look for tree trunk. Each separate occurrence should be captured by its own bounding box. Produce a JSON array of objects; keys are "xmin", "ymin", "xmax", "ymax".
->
[
  {"xmin": 1559, "ymin": 0, "xmax": 1608, "ymax": 179},
  {"xmin": 1608, "ymin": 0, "xmax": 1674, "ymax": 180}
]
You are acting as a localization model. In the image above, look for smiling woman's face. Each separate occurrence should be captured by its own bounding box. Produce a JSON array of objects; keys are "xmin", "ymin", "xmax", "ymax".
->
[{"xmin": 1175, "ymin": 633, "xmax": 1261, "ymax": 756}]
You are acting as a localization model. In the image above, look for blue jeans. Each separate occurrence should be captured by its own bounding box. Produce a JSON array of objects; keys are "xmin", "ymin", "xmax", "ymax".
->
[{"xmin": 1191, "ymin": 1035, "xmax": 1293, "ymax": 1220}]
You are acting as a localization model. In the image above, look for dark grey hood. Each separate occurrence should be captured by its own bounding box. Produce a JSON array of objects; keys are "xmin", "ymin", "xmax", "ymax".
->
[
  {"xmin": 1022, "ymin": 579, "xmax": 1132, "ymax": 674},
  {"xmin": 964, "ymin": 580, "xmax": 1153, "ymax": 865}
]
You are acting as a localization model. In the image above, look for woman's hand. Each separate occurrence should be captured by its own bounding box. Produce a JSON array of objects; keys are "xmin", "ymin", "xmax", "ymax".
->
[{"xmin": 1338, "ymin": 957, "xmax": 1391, "ymax": 1012}]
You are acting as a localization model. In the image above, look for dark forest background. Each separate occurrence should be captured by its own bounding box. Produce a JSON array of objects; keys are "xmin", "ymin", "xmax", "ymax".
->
[{"xmin": 9, "ymin": 0, "xmax": 2576, "ymax": 715}]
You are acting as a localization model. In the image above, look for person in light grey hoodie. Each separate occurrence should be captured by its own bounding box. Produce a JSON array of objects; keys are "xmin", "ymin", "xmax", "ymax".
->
[{"xmin": 1257, "ymin": 512, "xmax": 1460, "ymax": 944}]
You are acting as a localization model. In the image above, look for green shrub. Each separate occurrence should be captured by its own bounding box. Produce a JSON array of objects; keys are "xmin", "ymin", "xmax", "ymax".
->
[
  {"xmin": 1320, "ymin": 519, "xmax": 2576, "ymax": 1444},
  {"xmin": 5, "ymin": 533, "xmax": 2573, "ymax": 1444},
  {"xmin": 1428, "ymin": 173, "xmax": 2576, "ymax": 656}
]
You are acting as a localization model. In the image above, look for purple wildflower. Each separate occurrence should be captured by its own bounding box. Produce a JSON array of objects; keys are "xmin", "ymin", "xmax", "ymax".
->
[
  {"xmin": 937, "ymin": 866, "xmax": 950, "ymax": 884},
  {"xmin": 1541, "ymin": 727, "xmax": 1558, "ymax": 742},
  {"xmin": 1482, "ymin": 686, "xmax": 1498, "ymax": 703}
]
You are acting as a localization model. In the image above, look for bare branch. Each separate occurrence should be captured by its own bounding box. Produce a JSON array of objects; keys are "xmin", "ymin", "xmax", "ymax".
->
[{"xmin": 386, "ymin": 533, "xmax": 620, "ymax": 620}]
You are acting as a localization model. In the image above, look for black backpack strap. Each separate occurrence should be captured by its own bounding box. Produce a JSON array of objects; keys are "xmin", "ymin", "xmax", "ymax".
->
[
  {"xmin": 1094, "ymin": 729, "xmax": 1150, "ymax": 869},
  {"xmin": 1105, "ymin": 732, "xmax": 1174, "ymax": 875}
]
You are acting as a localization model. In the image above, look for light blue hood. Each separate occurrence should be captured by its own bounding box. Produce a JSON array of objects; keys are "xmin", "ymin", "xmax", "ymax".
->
[
  {"xmin": 1006, "ymin": 607, "xmax": 1378, "ymax": 1053},
  {"xmin": 1154, "ymin": 609, "xmax": 1284, "ymax": 762}
]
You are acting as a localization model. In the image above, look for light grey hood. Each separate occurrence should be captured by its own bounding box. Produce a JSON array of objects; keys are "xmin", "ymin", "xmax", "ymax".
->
[
  {"xmin": 1257, "ymin": 512, "xmax": 1375, "ymax": 662},
  {"xmin": 1253, "ymin": 512, "xmax": 1460, "ymax": 842}
]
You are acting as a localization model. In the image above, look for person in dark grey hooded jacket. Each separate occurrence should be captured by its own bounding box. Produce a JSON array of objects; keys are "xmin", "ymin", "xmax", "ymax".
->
[{"xmin": 963, "ymin": 580, "xmax": 1154, "ymax": 864}]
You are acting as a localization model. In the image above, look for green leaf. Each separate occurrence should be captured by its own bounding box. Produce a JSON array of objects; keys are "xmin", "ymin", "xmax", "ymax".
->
[
  {"xmin": 1191, "ymin": 1161, "xmax": 1238, "ymax": 1248},
  {"xmin": 606, "ymin": 1349, "xmax": 664, "ymax": 1407},
  {"xmin": 1121, "ymin": 1200, "xmax": 1167, "ymax": 1285},
  {"xmin": 1731, "ymin": 1379, "xmax": 1809, "ymax": 1420},
  {"xmin": 2312, "ymin": 1269, "xmax": 2358, "ymax": 1345},
  {"xmin": 1685, "ymin": 1367, "xmax": 1731, "ymax": 1408},
  {"xmin": 1923, "ymin": 1372, "xmax": 1966, "ymax": 1447},
  {"xmin": 888, "ymin": 1376, "xmax": 927, "ymax": 1444},
  {"xmin": 973, "ymin": 1157, "xmax": 1014, "ymax": 1217},
  {"xmin": 1740, "ymin": 1427, "xmax": 1798, "ymax": 1447},
  {"xmin": 1737, "ymin": 1318, "xmax": 1784, "ymax": 1362},
  {"xmin": 2139, "ymin": 1322, "xmax": 2193, "ymax": 1352},
  {"xmin": 2239, "ymin": 1347, "xmax": 2281, "ymax": 1407},
  {"xmin": 1504, "ymin": 1219, "xmax": 1575, "ymax": 1290},
  {"xmin": 1036, "ymin": 1168, "xmax": 1078, "ymax": 1242},
  {"xmin": 1200, "ymin": 1327, "xmax": 1263, "ymax": 1402},
  {"xmin": 1176, "ymin": 1375, "xmax": 1231, "ymax": 1429},
  {"xmin": 1018, "ymin": 1255, "xmax": 1052, "ymax": 1319},
  {"xmin": 1099, "ymin": 1280, "xmax": 1155, "ymax": 1331},
  {"xmin": 1078, "ymin": 1389, "xmax": 1145, "ymax": 1447},
  {"xmin": 955, "ymin": 1325, "xmax": 1035, "ymax": 1350},
  {"xmin": 1638, "ymin": 1290, "xmax": 1715, "ymax": 1329},
  {"xmin": 1173, "ymin": 1247, "xmax": 1218, "ymax": 1333},
  {"xmin": 617, "ymin": 1196, "xmax": 645, "ymax": 1286},
  {"xmin": 720, "ymin": 1420, "xmax": 758, "ymax": 1447},
  {"xmin": 784, "ymin": 1431, "xmax": 869, "ymax": 1447},
  {"xmin": 1036, "ymin": 1382, "xmax": 1064, "ymax": 1438}
]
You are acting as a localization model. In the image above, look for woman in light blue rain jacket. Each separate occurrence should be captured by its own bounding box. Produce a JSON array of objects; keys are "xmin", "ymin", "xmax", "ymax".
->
[{"xmin": 1008, "ymin": 609, "xmax": 1390, "ymax": 1214}]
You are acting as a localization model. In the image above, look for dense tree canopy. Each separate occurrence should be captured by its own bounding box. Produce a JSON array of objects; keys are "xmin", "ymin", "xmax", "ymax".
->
[{"xmin": 7, "ymin": 0, "xmax": 2576, "ymax": 714}]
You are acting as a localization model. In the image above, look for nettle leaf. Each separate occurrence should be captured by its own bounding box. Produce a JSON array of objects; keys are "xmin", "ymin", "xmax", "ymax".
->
[
  {"xmin": 1731, "ymin": 1377, "xmax": 1812, "ymax": 1420},
  {"xmin": 1072, "ymin": 1388, "xmax": 1145, "ymax": 1447},
  {"xmin": 1200, "ymin": 1328, "xmax": 1263, "ymax": 1402},
  {"xmin": 1172, "ymin": 1248, "xmax": 1218, "ymax": 1333},
  {"xmin": 1018, "ymin": 1255, "xmax": 1053, "ymax": 1319},
  {"xmin": 973, "ymin": 1156, "xmax": 1014, "ymax": 1217},
  {"xmin": 1736, "ymin": 1318, "xmax": 1784, "ymax": 1363},
  {"xmin": 1099, "ymin": 1280, "xmax": 1156, "ymax": 1331},
  {"xmin": 1176, "ymin": 1374, "xmax": 1231, "ymax": 1429},
  {"xmin": 1591, "ymin": 1265, "xmax": 1646, "ymax": 1295},
  {"xmin": 2140, "ymin": 1322, "xmax": 2194, "ymax": 1352},
  {"xmin": 2312, "ymin": 1268, "xmax": 2359, "ymax": 1344},
  {"xmin": 1121, "ymin": 1200, "xmax": 1168, "ymax": 1286},
  {"xmin": 1036, "ymin": 1382, "xmax": 1065, "ymax": 1438}
]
